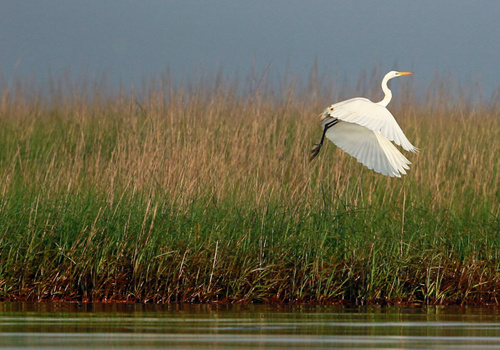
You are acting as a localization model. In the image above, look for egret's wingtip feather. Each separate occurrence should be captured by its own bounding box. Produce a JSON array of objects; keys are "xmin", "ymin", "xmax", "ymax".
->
[{"xmin": 323, "ymin": 121, "xmax": 414, "ymax": 177}]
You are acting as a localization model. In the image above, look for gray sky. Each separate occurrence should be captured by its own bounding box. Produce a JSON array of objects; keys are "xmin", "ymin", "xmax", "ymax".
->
[{"xmin": 1, "ymin": 1, "xmax": 499, "ymax": 99}]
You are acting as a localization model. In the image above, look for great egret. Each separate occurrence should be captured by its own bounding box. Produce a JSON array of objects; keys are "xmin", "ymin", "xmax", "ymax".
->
[{"xmin": 310, "ymin": 71, "xmax": 418, "ymax": 177}]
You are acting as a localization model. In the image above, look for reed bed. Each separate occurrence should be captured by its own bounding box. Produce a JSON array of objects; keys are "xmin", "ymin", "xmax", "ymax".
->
[{"xmin": 0, "ymin": 71, "xmax": 499, "ymax": 304}]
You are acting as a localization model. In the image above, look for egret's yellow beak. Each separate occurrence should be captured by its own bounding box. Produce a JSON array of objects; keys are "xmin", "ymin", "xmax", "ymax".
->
[{"xmin": 398, "ymin": 72, "xmax": 414, "ymax": 76}]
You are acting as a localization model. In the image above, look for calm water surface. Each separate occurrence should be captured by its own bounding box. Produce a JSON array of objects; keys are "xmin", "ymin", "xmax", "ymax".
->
[{"xmin": 1, "ymin": 303, "xmax": 500, "ymax": 349}]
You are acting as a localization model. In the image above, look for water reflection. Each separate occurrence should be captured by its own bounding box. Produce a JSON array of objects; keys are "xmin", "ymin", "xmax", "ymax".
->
[{"xmin": 1, "ymin": 303, "xmax": 500, "ymax": 349}]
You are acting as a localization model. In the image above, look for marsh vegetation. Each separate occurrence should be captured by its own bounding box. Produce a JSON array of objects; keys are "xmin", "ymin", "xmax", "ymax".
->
[{"xmin": 0, "ymin": 70, "xmax": 499, "ymax": 304}]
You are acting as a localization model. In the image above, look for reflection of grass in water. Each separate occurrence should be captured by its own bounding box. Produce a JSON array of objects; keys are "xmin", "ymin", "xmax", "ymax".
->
[{"xmin": 0, "ymin": 72, "xmax": 499, "ymax": 304}]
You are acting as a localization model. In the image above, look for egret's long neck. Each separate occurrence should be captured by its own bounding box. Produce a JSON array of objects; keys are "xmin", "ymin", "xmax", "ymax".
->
[{"xmin": 376, "ymin": 75, "xmax": 392, "ymax": 107}]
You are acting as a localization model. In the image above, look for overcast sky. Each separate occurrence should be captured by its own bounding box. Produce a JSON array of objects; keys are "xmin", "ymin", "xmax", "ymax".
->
[{"xmin": 1, "ymin": 1, "xmax": 499, "ymax": 99}]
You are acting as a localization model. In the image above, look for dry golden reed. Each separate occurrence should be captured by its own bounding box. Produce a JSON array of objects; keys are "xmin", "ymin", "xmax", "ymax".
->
[{"xmin": 3, "ymin": 74, "xmax": 496, "ymax": 214}]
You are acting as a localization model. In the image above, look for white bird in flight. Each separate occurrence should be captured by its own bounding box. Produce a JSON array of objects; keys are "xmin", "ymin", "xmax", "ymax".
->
[{"xmin": 310, "ymin": 71, "xmax": 418, "ymax": 177}]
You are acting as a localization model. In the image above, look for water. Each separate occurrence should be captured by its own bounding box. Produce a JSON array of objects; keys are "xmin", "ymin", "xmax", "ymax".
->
[{"xmin": 1, "ymin": 303, "xmax": 500, "ymax": 349}]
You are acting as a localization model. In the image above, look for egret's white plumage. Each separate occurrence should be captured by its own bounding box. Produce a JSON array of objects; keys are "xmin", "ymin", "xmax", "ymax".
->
[{"xmin": 310, "ymin": 71, "xmax": 418, "ymax": 177}]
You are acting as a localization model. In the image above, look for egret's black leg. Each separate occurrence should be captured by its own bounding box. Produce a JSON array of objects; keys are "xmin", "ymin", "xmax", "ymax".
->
[{"xmin": 309, "ymin": 118, "xmax": 339, "ymax": 162}]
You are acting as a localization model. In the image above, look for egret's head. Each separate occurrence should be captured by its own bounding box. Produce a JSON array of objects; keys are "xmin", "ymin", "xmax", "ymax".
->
[
  {"xmin": 386, "ymin": 71, "xmax": 414, "ymax": 80},
  {"xmin": 396, "ymin": 71, "xmax": 414, "ymax": 77},
  {"xmin": 377, "ymin": 71, "xmax": 414, "ymax": 106}
]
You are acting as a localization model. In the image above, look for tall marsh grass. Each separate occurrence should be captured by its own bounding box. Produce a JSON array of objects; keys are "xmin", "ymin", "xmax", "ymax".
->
[{"xmin": 0, "ymin": 71, "xmax": 499, "ymax": 304}]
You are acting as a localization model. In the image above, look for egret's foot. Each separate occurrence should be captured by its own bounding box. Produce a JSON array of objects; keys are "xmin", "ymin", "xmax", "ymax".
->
[{"xmin": 309, "ymin": 144, "xmax": 322, "ymax": 162}]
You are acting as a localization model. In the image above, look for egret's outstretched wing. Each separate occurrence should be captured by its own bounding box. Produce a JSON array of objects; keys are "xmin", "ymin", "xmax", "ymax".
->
[
  {"xmin": 324, "ymin": 120, "xmax": 411, "ymax": 177},
  {"xmin": 323, "ymin": 98, "xmax": 418, "ymax": 153}
]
